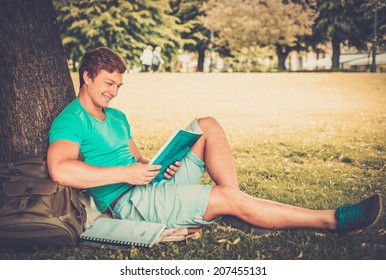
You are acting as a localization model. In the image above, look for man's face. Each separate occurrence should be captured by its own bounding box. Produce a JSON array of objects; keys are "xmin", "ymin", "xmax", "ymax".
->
[{"xmin": 84, "ymin": 69, "xmax": 123, "ymax": 109}]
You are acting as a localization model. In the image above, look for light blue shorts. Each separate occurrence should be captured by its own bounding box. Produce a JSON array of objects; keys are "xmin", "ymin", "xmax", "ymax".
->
[{"xmin": 114, "ymin": 120, "xmax": 213, "ymax": 228}]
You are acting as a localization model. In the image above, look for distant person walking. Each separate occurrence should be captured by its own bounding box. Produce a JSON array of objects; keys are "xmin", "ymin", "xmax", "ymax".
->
[
  {"xmin": 140, "ymin": 45, "xmax": 153, "ymax": 72},
  {"xmin": 151, "ymin": 46, "xmax": 164, "ymax": 72}
]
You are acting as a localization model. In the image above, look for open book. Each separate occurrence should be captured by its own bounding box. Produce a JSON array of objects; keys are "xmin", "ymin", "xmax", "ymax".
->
[
  {"xmin": 149, "ymin": 118, "xmax": 202, "ymax": 183},
  {"xmin": 78, "ymin": 218, "xmax": 166, "ymax": 249}
]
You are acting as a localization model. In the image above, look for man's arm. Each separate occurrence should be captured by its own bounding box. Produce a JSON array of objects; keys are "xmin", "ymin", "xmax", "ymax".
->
[
  {"xmin": 129, "ymin": 139, "xmax": 150, "ymax": 164},
  {"xmin": 47, "ymin": 140, "xmax": 161, "ymax": 188}
]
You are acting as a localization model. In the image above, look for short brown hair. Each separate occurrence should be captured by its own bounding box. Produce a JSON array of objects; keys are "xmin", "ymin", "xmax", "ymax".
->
[{"xmin": 78, "ymin": 47, "xmax": 127, "ymax": 88}]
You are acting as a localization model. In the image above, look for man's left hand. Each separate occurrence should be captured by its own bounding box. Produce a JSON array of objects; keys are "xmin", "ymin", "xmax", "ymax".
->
[{"xmin": 164, "ymin": 161, "xmax": 182, "ymax": 180}]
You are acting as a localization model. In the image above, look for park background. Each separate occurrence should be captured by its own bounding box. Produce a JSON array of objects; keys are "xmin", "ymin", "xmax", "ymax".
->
[
  {"xmin": 0, "ymin": 0, "xmax": 385, "ymax": 260},
  {"xmin": 54, "ymin": 0, "xmax": 386, "ymax": 73}
]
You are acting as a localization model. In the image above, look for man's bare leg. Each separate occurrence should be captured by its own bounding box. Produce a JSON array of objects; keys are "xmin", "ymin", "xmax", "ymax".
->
[
  {"xmin": 203, "ymin": 186, "xmax": 337, "ymax": 230},
  {"xmin": 192, "ymin": 117, "xmax": 331, "ymax": 230},
  {"xmin": 190, "ymin": 117, "xmax": 239, "ymax": 188},
  {"xmin": 190, "ymin": 118, "xmax": 382, "ymax": 232}
]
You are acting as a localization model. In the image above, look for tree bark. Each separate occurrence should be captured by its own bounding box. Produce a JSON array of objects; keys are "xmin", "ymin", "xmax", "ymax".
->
[
  {"xmin": 0, "ymin": 0, "xmax": 75, "ymax": 161},
  {"xmin": 276, "ymin": 45, "xmax": 291, "ymax": 72},
  {"xmin": 331, "ymin": 34, "xmax": 341, "ymax": 71},
  {"xmin": 197, "ymin": 47, "xmax": 206, "ymax": 72}
]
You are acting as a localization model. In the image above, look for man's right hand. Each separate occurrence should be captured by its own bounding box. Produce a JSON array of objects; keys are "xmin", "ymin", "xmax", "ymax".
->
[{"xmin": 125, "ymin": 163, "xmax": 161, "ymax": 185}]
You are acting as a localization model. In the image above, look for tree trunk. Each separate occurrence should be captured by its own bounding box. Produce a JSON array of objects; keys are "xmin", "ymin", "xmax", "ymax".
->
[
  {"xmin": 276, "ymin": 45, "xmax": 291, "ymax": 72},
  {"xmin": 0, "ymin": 0, "xmax": 75, "ymax": 161},
  {"xmin": 197, "ymin": 47, "xmax": 206, "ymax": 72},
  {"xmin": 331, "ymin": 34, "xmax": 341, "ymax": 71}
]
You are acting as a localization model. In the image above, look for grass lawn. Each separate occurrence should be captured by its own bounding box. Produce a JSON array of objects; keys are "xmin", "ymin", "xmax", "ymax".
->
[{"xmin": 1, "ymin": 73, "xmax": 385, "ymax": 260}]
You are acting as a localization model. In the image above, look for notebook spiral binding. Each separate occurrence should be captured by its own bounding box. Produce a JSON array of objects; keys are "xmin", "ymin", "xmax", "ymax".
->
[{"xmin": 80, "ymin": 235, "xmax": 150, "ymax": 247}]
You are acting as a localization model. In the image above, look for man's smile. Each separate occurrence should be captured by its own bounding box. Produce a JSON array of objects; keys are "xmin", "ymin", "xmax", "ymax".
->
[{"xmin": 102, "ymin": 92, "xmax": 114, "ymax": 101}]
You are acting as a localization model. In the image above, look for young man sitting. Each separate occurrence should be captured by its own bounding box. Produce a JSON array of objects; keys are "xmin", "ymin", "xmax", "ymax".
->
[{"xmin": 47, "ymin": 47, "xmax": 383, "ymax": 234}]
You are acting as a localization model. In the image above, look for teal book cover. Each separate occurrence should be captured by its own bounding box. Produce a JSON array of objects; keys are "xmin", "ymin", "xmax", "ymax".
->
[{"xmin": 149, "ymin": 119, "xmax": 203, "ymax": 183}]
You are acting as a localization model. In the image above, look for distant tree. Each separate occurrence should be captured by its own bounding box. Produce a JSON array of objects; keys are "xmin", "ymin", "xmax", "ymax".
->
[
  {"xmin": 288, "ymin": 0, "xmax": 386, "ymax": 71},
  {"xmin": 54, "ymin": 0, "xmax": 184, "ymax": 71},
  {"xmin": 202, "ymin": 0, "xmax": 315, "ymax": 71},
  {"xmin": 170, "ymin": 0, "xmax": 212, "ymax": 72},
  {"xmin": 0, "ymin": 0, "xmax": 74, "ymax": 161},
  {"xmin": 365, "ymin": 0, "xmax": 386, "ymax": 46},
  {"xmin": 311, "ymin": 0, "xmax": 371, "ymax": 70}
]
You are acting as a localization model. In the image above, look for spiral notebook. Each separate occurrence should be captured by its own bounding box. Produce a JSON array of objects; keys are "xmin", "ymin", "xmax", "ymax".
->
[{"xmin": 79, "ymin": 218, "xmax": 166, "ymax": 248}]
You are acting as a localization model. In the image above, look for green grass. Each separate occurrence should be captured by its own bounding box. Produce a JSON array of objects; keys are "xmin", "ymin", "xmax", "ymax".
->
[{"xmin": 1, "ymin": 73, "xmax": 385, "ymax": 260}]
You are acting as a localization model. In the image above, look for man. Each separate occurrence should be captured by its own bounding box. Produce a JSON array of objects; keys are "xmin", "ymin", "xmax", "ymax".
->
[{"xmin": 48, "ymin": 47, "xmax": 383, "ymax": 233}]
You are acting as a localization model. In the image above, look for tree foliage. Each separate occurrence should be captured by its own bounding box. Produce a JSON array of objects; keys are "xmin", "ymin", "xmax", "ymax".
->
[
  {"xmin": 53, "ymin": 0, "xmax": 385, "ymax": 72},
  {"xmin": 202, "ymin": 0, "xmax": 316, "ymax": 71},
  {"xmin": 54, "ymin": 0, "xmax": 185, "ymax": 70},
  {"xmin": 289, "ymin": 0, "xmax": 386, "ymax": 70},
  {"xmin": 170, "ymin": 0, "xmax": 212, "ymax": 71}
]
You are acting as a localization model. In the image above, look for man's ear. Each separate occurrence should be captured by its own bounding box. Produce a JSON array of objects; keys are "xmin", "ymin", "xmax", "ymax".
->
[{"xmin": 83, "ymin": 71, "xmax": 92, "ymax": 85}]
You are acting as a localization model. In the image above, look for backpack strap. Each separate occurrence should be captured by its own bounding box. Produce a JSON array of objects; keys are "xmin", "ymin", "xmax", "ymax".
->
[{"xmin": 7, "ymin": 162, "xmax": 22, "ymax": 176}]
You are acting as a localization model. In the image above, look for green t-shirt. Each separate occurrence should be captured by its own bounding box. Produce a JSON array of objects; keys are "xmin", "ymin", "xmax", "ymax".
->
[{"xmin": 49, "ymin": 98, "xmax": 136, "ymax": 212}]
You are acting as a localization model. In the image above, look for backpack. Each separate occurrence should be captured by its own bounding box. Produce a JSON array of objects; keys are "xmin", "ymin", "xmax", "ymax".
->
[{"xmin": 0, "ymin": 156, "xmax": 86, "ymax": 248}]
